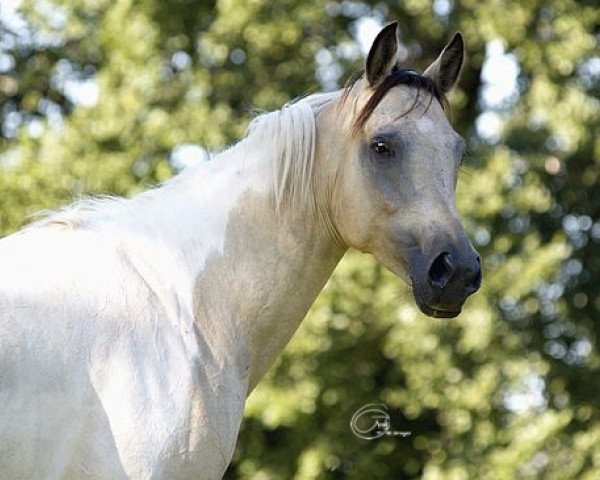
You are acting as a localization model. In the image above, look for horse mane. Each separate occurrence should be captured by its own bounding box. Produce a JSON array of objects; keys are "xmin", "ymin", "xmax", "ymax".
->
[
  {"xmin": 247, "ymin": 69, "xmax": 447, "ymax": 213},
  {"xmin": 241, "ymin": 91, "xmax": 339, "ymax": 213},
  {"xmin": 26, "ymin": 91, "xmax": 341, "ymax": 230},
  {"xmin": 25, "ymin": 196, "xmax": 134, "ymax": 230},
  {"xmin": 25, "ymin": 70, "xmax": 444, "ymax": 231}
]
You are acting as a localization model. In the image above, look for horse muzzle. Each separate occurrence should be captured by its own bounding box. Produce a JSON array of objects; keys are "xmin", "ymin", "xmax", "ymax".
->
[{"xmin": 410, "ymin": 244, "xmax": 482, "ymax": 318}]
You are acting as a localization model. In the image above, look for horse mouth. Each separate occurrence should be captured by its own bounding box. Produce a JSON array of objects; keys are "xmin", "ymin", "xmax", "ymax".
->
[
  {"xmin": 418, "ymin": 304, "xmax": 461, "ymax": 319},
  {"xmin": 411, "ymin": 284, "xmax": 462, "ymax": 318}
]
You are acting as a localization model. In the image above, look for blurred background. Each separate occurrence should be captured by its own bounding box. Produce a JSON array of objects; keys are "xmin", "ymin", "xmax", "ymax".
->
[{"xmin": 0, "ymin": 0, "xmax": 599, "ymax": 478}]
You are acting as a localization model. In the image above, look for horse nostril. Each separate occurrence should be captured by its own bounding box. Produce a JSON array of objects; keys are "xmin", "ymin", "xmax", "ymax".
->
[
  {"xmin": 428, "ymin": 252, "xmax": 455, "ymax": 289},
  {"xmin": 466, "ymin": 256, "xmax": 482, "ymax": 292}
]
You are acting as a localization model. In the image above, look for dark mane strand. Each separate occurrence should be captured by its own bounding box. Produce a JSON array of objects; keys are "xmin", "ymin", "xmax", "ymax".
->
[
  {"xmin": 344, "ymin": 68, "xmax": 449, "ymax": 133},
  {"xmin": 340, "ymin": 68, "xmax": 366, "ymax": 105}
]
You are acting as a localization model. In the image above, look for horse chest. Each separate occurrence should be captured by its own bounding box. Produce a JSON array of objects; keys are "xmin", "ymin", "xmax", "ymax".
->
[{"xmin": 88, "ymin": 328, "xmax": 247, "ymax": 479}]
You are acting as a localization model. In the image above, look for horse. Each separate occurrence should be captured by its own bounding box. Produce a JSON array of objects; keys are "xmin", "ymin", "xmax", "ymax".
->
[{"xmin": 0, "ymin": 22, "xmax": 480, "ymax": 479}]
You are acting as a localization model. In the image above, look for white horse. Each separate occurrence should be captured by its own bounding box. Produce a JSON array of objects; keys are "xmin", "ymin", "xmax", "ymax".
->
[{"xmin": 0, "ymin": 23, "xmax": 480, "ymax": 479}]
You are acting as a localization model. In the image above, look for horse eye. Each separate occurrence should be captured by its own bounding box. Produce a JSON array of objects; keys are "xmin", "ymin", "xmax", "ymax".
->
[{"xmin": 371, "ymin": 139, "xmax": 393, "ymax": 156}]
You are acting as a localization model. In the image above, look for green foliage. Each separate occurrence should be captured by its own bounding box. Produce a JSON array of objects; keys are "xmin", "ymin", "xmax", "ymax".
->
[{"xmin": 1, "ymin": 0, "xmax": 598, "ymax": 478}]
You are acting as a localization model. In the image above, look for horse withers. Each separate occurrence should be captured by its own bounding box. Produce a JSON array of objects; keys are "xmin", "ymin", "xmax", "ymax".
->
[{"xmin": 0, "ymin": 23, "xmax": 480, "ymax": 479}]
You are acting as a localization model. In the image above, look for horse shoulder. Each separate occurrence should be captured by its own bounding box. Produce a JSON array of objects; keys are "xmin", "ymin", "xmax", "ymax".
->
[{"xmin": 0, "ymin": 227, "xmax": 235, "ymax": 478}]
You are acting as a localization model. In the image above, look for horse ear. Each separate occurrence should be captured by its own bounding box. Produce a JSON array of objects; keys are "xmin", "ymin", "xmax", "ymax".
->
[
  {"xmin": 423, "ymin": 32, "xmax": 465, "ymax": 93},
  {"xmin": 366, "ymin": 22, "xmax": 399, "ymax": 87}
]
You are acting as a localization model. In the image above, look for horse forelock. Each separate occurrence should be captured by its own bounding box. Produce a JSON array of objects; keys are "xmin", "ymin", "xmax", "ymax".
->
[{"xmin": 342, "ymin": 68, "xmax": 450, "ymax": 133}]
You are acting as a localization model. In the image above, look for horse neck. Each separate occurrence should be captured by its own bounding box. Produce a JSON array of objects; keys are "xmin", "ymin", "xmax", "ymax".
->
[
  {"xmin": 193, "ymin": 187, "xmax": 345, "ymax": 391},
  {"xmin": 129, "ymin": 132, "xmax": 346, "ymax": 393}
]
